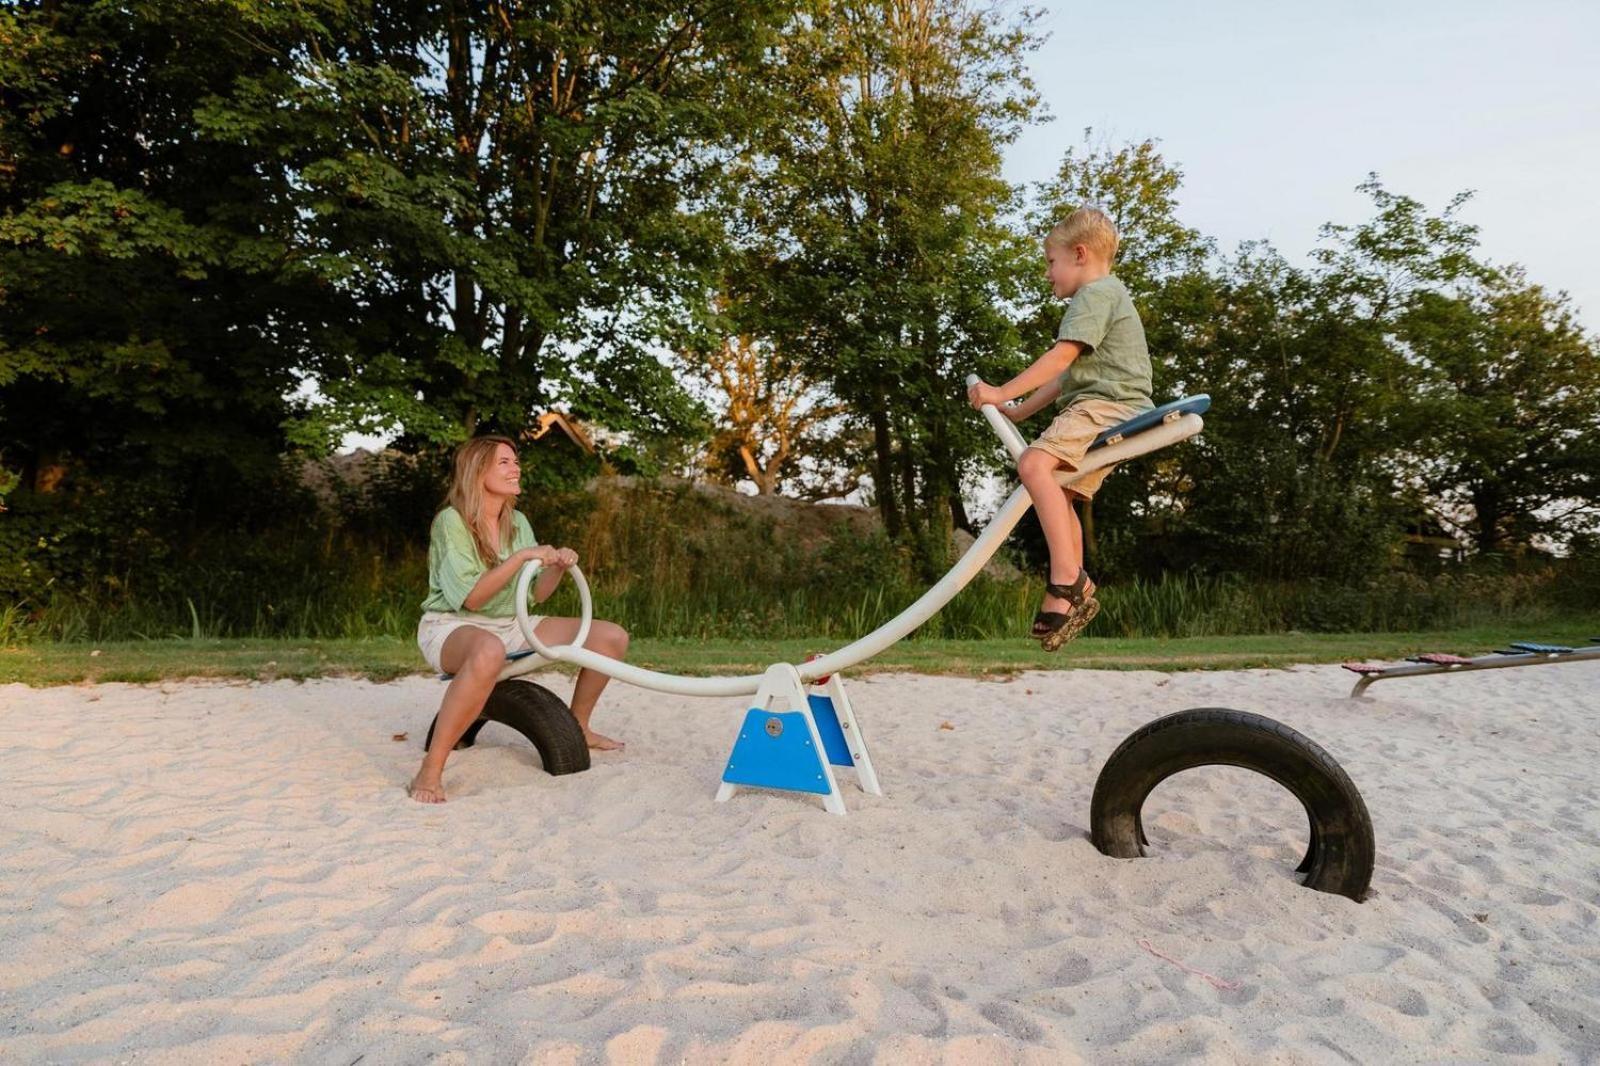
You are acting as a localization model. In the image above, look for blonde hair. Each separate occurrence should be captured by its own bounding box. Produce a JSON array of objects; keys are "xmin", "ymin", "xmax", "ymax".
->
[
  {"xmin": 445, "ymin": 434, "xmax": 519, "ymax": 567},
  {"xmin": 1045, "ymin": 206, "xmax": 1119, "ymax": 262}
]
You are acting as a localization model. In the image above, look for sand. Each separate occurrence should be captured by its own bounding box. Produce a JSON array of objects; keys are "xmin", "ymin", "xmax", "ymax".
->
[{"xmin": 2, "ymin": 661, "xmax": 1598, "ymax": 1063}]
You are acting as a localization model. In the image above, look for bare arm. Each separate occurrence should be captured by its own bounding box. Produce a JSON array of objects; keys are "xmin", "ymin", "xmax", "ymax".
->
[
  {"xmin": 997, "ymin": 341, "xmax": 1082, "ymax": 402},
  {"xmin": 1005, "ymin": 377, "xmax": 1062, "ymax": 422},
  {"xmin": 967, "ymin": 341, "xmax": 1084, "ymax": 419},
  {"xmin": 461, "ymin": 545, "xmax": 569, "ymax": 611},
  {"xmin": 530, "ymin": 554, "xmax": 572, "ymax": 603}
]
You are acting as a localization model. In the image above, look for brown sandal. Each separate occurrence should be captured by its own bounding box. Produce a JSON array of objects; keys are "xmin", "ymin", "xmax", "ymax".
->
[{"xmin": 1033, "ymin": 570, "xmax": 1099, "ymax": 651}]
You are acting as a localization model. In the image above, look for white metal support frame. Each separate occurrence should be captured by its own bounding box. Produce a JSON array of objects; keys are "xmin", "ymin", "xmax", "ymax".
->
[
  {"xmin": 820, "ymin": 671, "xmax": 882, "ymax": 797},
  {"xmin": 713, "ymin": 663, "xmax": 847, "ymax": 815},
  {"xmin": 502, "ymin": 373, "xmax": 1206, "ymax": 811}
]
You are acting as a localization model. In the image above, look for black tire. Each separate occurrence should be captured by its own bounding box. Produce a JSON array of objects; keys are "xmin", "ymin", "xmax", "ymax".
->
[
  {"xmin": 1089, "ymin": 707, "xmax": 1374, "ymax": 901},
  {"xmin": 423, "ymin": 680, "xmax": 591, "ymax": 777}
]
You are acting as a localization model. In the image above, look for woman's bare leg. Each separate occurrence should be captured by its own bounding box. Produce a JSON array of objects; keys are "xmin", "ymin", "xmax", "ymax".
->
[
  {"xmin": 531, "ymin": 617, "xmax": 631, "ymax": 749},
  {"xmin": 410, "ymin": 627, "xmax": 506, "ymax": 803}
]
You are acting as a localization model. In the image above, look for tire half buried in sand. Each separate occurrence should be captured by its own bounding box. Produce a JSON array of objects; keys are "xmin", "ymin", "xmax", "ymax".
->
[{"xmin": 1090, "ymin": 707, "xmax": 1375, "ymax": 901}]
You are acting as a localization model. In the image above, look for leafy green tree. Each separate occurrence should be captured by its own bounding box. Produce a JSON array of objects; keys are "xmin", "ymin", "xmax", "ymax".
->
[
  {"xmin": 717, "ymin": 0, "xmax": 1042, "ymax": 552},
  {"xmin": 1031, "ymin": 132, "xmax": 1211, "ymax": 298},
  {"xmin": 1403, "ymin": 268, "xmax": 1600, "ymax": 554},
  {"xmin": 195, "ymin": 0, "xmax": 787, "ymax": 462},
  {"xmin": 0, "ymin": 1, "xmax": 318, "ymax": 499},
  {"xmin": 1146, "ymin": 179, "xmax": 1494, "ymax": 580}
]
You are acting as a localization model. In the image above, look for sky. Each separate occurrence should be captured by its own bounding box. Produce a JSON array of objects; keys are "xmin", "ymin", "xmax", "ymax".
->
[{"xmin": 1005, "ymin": 0, "xmax": 1600, "ymax": 321}]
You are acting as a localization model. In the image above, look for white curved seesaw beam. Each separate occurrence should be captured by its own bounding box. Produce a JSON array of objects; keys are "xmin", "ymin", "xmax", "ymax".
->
[{"xmin": 508, "ymin": 380, "xmax": 1204, "ymax": 697}]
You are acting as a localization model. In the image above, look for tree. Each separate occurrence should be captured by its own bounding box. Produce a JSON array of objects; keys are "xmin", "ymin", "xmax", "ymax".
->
[
  {"xmin": 1032, "ymin": 132, "xmax": 1211, "ymax": 297},
  {"xmin": 718, "ymin": 0, "xmax": 1042, "ymax": 553},
  {"xmin": 0, "ymin": 1, "xmax": 319, "ymax": 502},
  {"xmin": 195, "ymin": 0, "xmax": 788, "ymax": 461},
  {"xmin": 1403, "ymin": 268, "xmax": 1600, "ymax": 554},
  {"xmin": 700, "ymin": 330, "xmax": 852, "ymax": 497}
]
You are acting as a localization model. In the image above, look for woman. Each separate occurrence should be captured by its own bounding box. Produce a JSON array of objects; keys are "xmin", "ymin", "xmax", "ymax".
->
[{"xmin": 411, "ymin": 435, "xmax": 630, "ymax": 803}]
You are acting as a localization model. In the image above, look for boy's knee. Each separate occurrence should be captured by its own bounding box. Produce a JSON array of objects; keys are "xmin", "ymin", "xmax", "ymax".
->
[{"xmin": 1018, "ymin": 448, "xmax": 1056, "ymax": 479}]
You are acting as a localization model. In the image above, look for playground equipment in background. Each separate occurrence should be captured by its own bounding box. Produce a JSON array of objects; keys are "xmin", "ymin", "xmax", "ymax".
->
[
  {"xmin": 1342, "ymin": 638, "xmax": 1600, "ymax": 698},
  {"xmin": 430, "ymin": 380, "xmax": 1210, "ymax": 812}
]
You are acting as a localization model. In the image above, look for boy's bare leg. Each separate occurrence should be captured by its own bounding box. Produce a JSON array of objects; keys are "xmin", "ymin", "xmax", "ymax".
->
[
  {"xmin": 532, "ymin": 617, "xmax": 632, "ymax": 750},
  {"xmin": 1018, "ymin": 447, "xmax": 1084, "ymax": 615},
  {"xmin": 411, "ymin": 627, "xmax": 506, "ymax": 803}
]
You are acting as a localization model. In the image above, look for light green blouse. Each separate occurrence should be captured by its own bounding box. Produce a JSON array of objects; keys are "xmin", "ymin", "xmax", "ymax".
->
[{"xmin": 421, "ymin": 507, "xmax": 538, "ymax": 617}]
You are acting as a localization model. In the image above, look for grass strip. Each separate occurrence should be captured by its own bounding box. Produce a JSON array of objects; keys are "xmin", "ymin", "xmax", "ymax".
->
[{"xmin": 3, "ymin": 621, "xmax": 1596, "ymax": 686}]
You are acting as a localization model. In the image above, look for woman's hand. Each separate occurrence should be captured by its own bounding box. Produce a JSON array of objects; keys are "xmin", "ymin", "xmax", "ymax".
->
[{"xmin": 530, "ymin": 545, "xmax": 578, "ymax": 569}]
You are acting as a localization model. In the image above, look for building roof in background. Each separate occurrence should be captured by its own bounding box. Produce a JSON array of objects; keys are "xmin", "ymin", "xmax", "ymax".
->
[{"xmin": 526, "ymin": 412, "xmax": 596, "ymax": 454}]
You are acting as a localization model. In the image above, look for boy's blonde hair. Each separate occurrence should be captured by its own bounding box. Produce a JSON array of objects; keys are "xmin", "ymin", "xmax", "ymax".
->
[{"xmin": 1045, "ymin": 206, "xmax": 1119, "ymax": 262}]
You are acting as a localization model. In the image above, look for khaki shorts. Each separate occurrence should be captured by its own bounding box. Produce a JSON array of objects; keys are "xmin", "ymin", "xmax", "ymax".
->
[
  {"xmin": 1028, "ymin": 398, "xmax": 1140, "ymax": 499},
  {"xmin": 417, "ymin": 610, "xmax": 549, "ymax": 674}
]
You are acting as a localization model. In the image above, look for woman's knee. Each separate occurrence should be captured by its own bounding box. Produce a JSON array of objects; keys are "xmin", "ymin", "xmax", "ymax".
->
[
  {"xmin": 463, "ymin": 635, "xmax": 506, "ymax": 677},
  {"xmin": 591, "ymin": 620, "xmax": 629, "ymax": 655}
]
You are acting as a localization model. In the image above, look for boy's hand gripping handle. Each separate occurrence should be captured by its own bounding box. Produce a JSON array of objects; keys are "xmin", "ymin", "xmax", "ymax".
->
[{"xmin": 966, "ymin": 373, "xmax": 1028, "ymax": 460}]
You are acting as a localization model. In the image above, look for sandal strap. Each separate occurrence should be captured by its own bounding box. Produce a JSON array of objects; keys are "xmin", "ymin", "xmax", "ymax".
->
[{"xmin": 1045, "ymin": 570, "xmax": 1094, "ymax": 608}]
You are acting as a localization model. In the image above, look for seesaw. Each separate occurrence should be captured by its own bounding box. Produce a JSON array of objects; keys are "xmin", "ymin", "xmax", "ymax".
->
[
  {"xmin": 426, "ymin": 386, "xmax": 1384, "ymax": 900},
  {"xmin": 1342, "ymin": 639, "xmax": 1600, "ymax": 698},
  {"xmin": 443, "ymin": 379, "xmax": 1210, "ymax": 814}
]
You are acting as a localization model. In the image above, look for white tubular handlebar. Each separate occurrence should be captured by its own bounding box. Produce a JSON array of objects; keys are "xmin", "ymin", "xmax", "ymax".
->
[
  {"xmin": 965, "ymin": 373, "xmax": 1029, "ymax": 459},
  {"xmin": 501, "ymin": 412, "xmax": 1204, "ymax": 695},
  {"xmin": 513, "ymin": 559, "xmax": 593, "ymax": 659}
]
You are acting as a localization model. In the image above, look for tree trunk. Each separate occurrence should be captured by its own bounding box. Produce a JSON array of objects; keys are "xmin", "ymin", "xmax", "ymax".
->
[
  {"xmin": 898, "ymin": 436, "xmax": 919, "ymax": 536},
  {"xmin": 1471, "ymin": 488, "xmax": 1503, "ymax": 555},
  {"xmin": 948, "ymin": 492, "xmax": 972, "ymax": 534},
  {"xmin": 871, "ymin": 403, "xmax": 901, "ymax": 537}
]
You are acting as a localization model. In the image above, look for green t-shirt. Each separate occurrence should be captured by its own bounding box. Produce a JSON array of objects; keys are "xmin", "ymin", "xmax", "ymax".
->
[
  {"xmin": 1055, "ymin": 275, "xmax": 1154, "ymax": 410},
  {"xmin": 421, "ymin": 506, "xmax": 539, "ymax": 617}
]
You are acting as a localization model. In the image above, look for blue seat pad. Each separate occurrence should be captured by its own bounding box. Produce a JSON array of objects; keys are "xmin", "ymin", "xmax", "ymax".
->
[{"xmin": 1090, "ymin": 395, "xmax": 1211, "ymax": 450}]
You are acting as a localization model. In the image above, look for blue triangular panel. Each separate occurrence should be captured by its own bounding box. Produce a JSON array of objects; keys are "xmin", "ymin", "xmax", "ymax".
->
[{"xmin": 720, "ymin": 709, "xmax": 832, "ymax": 795}]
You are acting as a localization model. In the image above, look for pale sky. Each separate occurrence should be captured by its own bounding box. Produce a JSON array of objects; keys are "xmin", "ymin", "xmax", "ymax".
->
[{"xmin": 1006, "ymin": 0, "xmax": 1600, "ymax": 322}]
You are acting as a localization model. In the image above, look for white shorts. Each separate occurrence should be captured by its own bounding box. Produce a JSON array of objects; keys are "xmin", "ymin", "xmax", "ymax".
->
[{"xmin": 416, "ymin": 611, "xmax": 549, "ymax": 674}]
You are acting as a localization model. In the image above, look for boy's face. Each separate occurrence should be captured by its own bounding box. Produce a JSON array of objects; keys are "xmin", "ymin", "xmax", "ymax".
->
[{"xmin": 1045, "ymin": 243, "xmax": 1103, "ymax": 299}]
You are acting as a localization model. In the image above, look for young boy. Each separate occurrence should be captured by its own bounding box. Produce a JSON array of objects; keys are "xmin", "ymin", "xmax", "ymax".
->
[{"xmin": 967, "ymin": 206, "xmax": 1153, "ymax": 650}]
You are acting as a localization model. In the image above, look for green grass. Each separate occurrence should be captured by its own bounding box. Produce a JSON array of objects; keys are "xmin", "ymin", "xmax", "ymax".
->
[{"xmin": 4, "ymin": 621, "xmax": 1595, "ymax": 686}]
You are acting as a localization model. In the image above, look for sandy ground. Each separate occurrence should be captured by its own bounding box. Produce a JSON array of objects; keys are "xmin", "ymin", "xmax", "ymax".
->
[{"xmin": 2, "ymin": 661, "xmax": 1598, "ymax": 1064}]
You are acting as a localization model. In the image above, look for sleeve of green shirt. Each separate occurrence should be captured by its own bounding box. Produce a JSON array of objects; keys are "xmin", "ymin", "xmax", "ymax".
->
[
  {"xmin": 512, "ymin": 511, "xmax": 538, "ymax": 552},
  {"xmin": 430, "ymin": 509, "xmax": 486, "ymax": 612},
  {"xmin": 1056, "ymin": 284, "xmax": 1115, "ymax": 353}
]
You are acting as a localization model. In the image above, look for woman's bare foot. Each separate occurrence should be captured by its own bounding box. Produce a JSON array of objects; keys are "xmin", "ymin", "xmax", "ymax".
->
[
  {"xmin": 584, "ymin": 730, "xmax": 625, "ymax": 752},
  {"xmin": 409, "ymin": 771, "xmax": 446, "ymax": 803}
]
